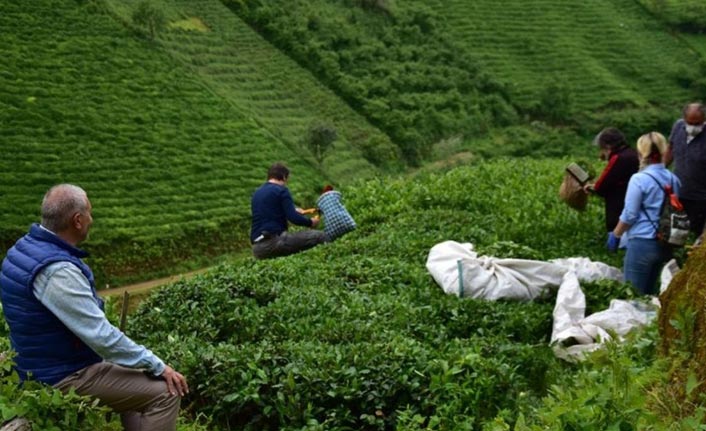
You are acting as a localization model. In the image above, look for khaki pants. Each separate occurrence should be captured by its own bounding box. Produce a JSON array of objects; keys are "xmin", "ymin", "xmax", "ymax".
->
[{"xmin": 54, "ymin": 362, "xmax": 180, "ymax": 431}]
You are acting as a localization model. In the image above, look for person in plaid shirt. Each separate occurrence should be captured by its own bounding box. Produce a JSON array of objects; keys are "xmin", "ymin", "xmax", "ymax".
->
[{"xmin": 316, "ymin": 185, "xmax": 356, "ymax": 241}]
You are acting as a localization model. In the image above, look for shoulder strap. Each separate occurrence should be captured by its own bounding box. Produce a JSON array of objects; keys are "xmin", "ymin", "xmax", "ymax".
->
[
  {"xmin": 642, "ymin": 172, "xmax": 662, "ymax": 190},
  {"xmin": 643, "ymin": 171, "xmax": 676, "ymax": 191},
  {"xmin": 640, "ymin": 172, "xmax": 666, "ymax": 234}
]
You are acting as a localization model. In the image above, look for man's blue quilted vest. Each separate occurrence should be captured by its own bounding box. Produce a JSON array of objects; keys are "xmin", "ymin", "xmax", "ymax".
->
[{"xmin": 0, "ymin": 224, "xmax": 102, "ymax": 385}]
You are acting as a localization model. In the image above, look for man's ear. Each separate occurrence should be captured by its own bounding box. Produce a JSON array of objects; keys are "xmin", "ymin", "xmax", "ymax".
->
[{"xmin": 72, "ymin": 212, "xmax": 83, "ymax": 229}]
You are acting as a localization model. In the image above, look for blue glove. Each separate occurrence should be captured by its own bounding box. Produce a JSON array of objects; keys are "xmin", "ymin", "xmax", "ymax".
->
[{"xmin": 606, "ymin": 232, "xmax": 620, "ymax": 252}]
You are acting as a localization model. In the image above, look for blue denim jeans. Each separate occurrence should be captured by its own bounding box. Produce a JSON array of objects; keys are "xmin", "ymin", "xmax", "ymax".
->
[{"xmin": 623, "ymin": 237, "xmax": 670, "ymax": 296}]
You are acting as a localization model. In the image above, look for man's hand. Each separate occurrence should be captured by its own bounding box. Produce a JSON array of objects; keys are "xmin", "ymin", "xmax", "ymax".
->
[
  {"xmin": 582, "ymin": 183, "xmax": 594, "ymax": 194},
  {"xmin": 311, "ymin": 216, "xmax": 320, "ymax": 228},
  {"xmin": 161, "ymin": 365, "xmax": 189, "ymax": 397}
]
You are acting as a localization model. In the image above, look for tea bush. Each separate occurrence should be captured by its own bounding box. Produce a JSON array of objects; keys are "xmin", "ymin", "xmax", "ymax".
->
[{"xmin": 128, "ymin": 159, "xmax": 633, "ymax": 429}]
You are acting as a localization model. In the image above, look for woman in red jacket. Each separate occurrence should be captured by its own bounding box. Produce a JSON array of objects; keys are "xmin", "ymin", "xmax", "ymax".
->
[{"xmin": 584, "ymin": 127, "xmax": 639, "ymax": 232}]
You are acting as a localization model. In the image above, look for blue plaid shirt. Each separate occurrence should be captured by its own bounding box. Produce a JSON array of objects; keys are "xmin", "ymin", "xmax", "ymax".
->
[{"xmin": 316, "ymin": 191, "xmax": 356, "ymax": 240}]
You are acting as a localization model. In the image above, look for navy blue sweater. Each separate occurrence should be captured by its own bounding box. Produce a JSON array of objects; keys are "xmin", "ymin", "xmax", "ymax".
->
[{"xmin": 250, "ymin": 182, "xmax": 313, "ymax": 242}]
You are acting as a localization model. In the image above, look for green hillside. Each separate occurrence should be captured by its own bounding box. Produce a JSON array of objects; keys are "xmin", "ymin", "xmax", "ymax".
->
[
  {"xmin": 428, "ymin": 0, "xmax": 704, "ymax": 130},
  {"xmin": 103, "ymin": 0, "xmax": 400, "ymax": 176},
  {"xmin": 0, "ymin": 0, "xmax": 396, "ymax": 285},
  {"xmin": 229, "ymin": 0, "xmax": 704, "ymax": 155},
  {"xmin": 121, "ymin": 159, "xmax": 643, "ymax": 429},
  {"xmin": 2, "ymin": 0, "xmax": 704, "ymax": 285},
  {"xmin": 636, "ymin": 0, "xmax": 706, "ymax": 33}
]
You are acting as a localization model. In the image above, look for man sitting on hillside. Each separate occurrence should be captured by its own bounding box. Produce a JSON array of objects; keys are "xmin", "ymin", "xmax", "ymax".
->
[
  {"xmin": 250, "ymin": 163, "xmax": 327, "ymax": 259},
  {"xmin": 0, "ymin": 184, "xmax": 188, "ymax": 431}
]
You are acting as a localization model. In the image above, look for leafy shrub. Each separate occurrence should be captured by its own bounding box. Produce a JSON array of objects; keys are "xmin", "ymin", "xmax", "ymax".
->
[
  {"xmin": 224, "ymin": 0, "xmax": 514, "ymax": 164},
  {"xmin": 0, "ymin": 308, "xmax": 120, "ymax": 430},
  {"xmin": 132, "ymin": 0, "xmax": 166, "ymax": 39},
  {"xmin": 306, "ymin": 123, "xmax": 338, "ymax": 163},
  {"xmin": 126, "ymin": 159, "xmax": 629, "ymax": 429},
  {"xmin": 638, "ymin": 0, "xmax": 706, "ymax": 33}
]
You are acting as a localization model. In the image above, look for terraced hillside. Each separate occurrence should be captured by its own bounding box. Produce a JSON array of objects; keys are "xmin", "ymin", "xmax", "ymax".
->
[
  {"xmin": 0, "ymin": 0, "xmax": 333, "ymax": 284},
  {"xmin": 104, "ymin": 0, "xmax": 399, "ymax": 178},
  {"xmin": 230, "ymin": 0, "xmax": 704, "ymax": 151},
  {"xmin": 427, "ymin": 0, "xmax": 703, "ymax": 131}
]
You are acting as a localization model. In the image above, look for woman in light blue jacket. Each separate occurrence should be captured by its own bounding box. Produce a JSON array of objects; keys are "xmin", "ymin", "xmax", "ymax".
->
[{"xmin": 608, "ymin": 132, "xmax": 681, "ymax": 295}]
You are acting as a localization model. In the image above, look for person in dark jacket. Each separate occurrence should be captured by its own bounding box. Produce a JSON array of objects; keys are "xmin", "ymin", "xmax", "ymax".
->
[
  {"xmin": 250, "ymin": 163, "xmax": 327, "ymax": 259},
  {"xmin": 0, "ymin": 184, "xmax": 188, "ymax": 431},
  {"xmin": 666, "ymin": 103, "xmax": 706, "ymax": 235},
  {"xmin": 584, "ymin": 127, "xmax": 639, "ymax": 232}
]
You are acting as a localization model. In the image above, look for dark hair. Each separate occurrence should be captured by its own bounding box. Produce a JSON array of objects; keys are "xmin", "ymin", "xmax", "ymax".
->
[
  {"xmin": 267, "ymin": 163, "xmax": 290, "ymax": 181},
  {"xmin": 322, "ymin": 184, "xmax": 334, "ymax": 194},
  {"xmin": 597, "ymin": 127, "xmax": 626, "ymax": 149}
]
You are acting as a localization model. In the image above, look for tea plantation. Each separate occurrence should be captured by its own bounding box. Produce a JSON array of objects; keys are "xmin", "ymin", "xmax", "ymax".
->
[
  {"xmin": 125, "ymin": 159, "xmax": 637, "ymax": 430},
  {"xmin": 2, "ymin": 0, "xmax": 706, "ymax": 429},
  {"xmin": 227, "ymin": 0, "xmax": 706, "ymax": 158},
  {"xmin": 0, "ymin": 0, "xmax": 394, "ymax": 285},
  {"xmin": 22, "ymin": 158, "xmax": 687, "ymax": 430}
]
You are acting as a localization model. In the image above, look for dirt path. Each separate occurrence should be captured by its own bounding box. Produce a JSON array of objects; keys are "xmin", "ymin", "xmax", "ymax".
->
[{"xmin": 98, "ymin": 268, "xmax": 211, "ymax": 298}]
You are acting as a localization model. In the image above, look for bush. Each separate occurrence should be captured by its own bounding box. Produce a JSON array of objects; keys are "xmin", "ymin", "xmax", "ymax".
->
[
  {"xmin": 132, "ymin": 1, "xmax": 166, "ymax": 39},
  {"xmin": 306, "ymin": 123, "xmax": 338, "ymax": 163},
  {"xmin": 126, "ymin": 159, "xmax": 627, "ymax": 429}
]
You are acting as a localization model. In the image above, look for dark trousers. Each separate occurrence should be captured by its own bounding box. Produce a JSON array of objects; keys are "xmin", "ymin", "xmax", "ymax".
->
[
  {"xmin": 252, "ymin": 230, "xmax": 327, "ymax": 259},
  {"xmin": 681, "ymin": 198, "xmax": 706, "ymax": 236}
]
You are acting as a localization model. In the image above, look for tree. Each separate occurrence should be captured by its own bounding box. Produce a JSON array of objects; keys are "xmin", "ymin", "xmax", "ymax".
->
[
  {"xmin": 306, "ymin": 123, "xmax": 338, "ymax": 163},
  {"xmin": 132, "ymin": 1, "xmax": 166, "ymax": 40}
]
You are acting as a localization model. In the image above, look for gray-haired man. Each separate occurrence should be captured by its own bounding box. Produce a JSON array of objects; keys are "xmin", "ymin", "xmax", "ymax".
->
[
  {"xmin": 0, "ymin": 184, "xmax": 188, "ymax": 431},
  {"xmin": 668, "ymin": 103, "xmax": 706, "ymax": 235}
]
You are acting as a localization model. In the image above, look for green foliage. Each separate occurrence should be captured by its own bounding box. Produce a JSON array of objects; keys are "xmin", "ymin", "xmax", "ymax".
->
[
  {"xmin": 669, "ymin": 304, "xmax": 697, "ymax": 354},
  {"xmin": 493, "ymin": 327, "xmax": 706, "ymax": 430},
  {"xmin": 638, "ymin": 0, "xmax": 706, "ymax": 33},
  {"xmin": 131, "ymin": 0, "xmax": 166, "ymax": 39},
  {"xmin": 123, "ymin": 159, "xmax": 635, "ymax": 429},
  {"xmin": 0, "ymin": 346, "xmax": 121, "ymax": 430},
  {"xmin": 531, "ymin": 83, "xmax": 574, "ymax": 125},
  {"xmin": 581, "ymin": 279, "xmax": 636, "ymax": 316},
  {"xmin": 225, "ymin": 0, "xmax": 704, "ymax": 165},
  {"xmin": 224, "ymin": 0, "xmax": 516, "ymax": 164},
  {"xmin": 0, "ymin": 0, "xmax": 336, "ymax": 285},
  {"xmin": 306, "ymin": 123, "xmax": 338, "ymax": 164}
]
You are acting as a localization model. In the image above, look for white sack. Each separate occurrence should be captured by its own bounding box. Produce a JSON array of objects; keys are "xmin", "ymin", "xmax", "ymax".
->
[
  {"xmin": 426, "ymin": 240, "xmax": 660, "ymax": 361},
  {"xmin": 551, "ymin": 271, "xmax": 658, "ymax": 361},
  {"xmin": 425, "ymin": 241, "xmax": 621, "ymax": 301}
]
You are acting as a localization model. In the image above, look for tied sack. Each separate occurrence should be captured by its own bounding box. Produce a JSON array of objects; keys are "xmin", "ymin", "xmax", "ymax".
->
[
  {"xmin": 559, "ymin": 163, "xmax": 589, "ymax": 211},
  {"xmin": 643, "ymin": 173, "xmax": 690, "ymax": 247}
]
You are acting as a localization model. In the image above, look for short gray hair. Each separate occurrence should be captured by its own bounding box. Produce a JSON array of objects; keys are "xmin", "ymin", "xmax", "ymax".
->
[
  {"xmin": 683, "ymin": 102, "xmax": 705, "ymax": 118},
  {"xmin": 41, "ymin": 184, "xmax": 88, "ymax": 232}
]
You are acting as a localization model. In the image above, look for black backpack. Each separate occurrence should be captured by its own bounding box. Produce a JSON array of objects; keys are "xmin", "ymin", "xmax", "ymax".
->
[{"xmin": 642, "ymin": 173, "xmax": 690, "ymax": 247}]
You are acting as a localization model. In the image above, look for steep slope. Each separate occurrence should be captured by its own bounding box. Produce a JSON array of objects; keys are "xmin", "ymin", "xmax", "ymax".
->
[
  {"xmin": 0, "ymin": 0, "xmax": 328, "ymax": 283},
  {"xmin": 228, "ymin": 0, "xmax": 704, "ymax": 155},
  {"xmin": 429, "ymin": 0, "xmax": 698, "ymax": 109},
  {"xmin": 104, "ymin": 0, "xmax": 400, "ymax": 178}
]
